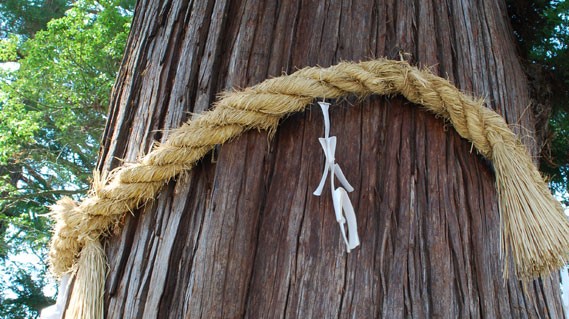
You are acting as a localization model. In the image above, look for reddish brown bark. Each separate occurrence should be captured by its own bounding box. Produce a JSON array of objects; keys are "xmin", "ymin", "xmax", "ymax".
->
[{"xmin": 97, "ymin": 0, "xmax": 564, "ymax": 317}]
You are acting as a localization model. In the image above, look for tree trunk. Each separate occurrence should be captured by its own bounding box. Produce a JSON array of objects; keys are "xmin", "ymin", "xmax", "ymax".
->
[{"xmin": 97, "ymin": 0, "xmax": 564, "ymax": 318}]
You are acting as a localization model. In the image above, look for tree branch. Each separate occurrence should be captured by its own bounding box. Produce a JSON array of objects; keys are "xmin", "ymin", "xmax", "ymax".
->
[{"xmin": 0, "ymin": 189, "xmax": 87, "ymax": 202}]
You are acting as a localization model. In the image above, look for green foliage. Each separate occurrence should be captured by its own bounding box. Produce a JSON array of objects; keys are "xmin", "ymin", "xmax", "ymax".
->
[
  {"xmin": 0, "ymin": 262, "xmax": 55, "ymax": 319},
  {"xmin": 543, "ymin": 110, "xmax": 569, "ymax": 197},
  {"xmin": 534, "ymin": 1, "xmax": 569, "ymax": 197},
  {"xmin": 0, "ymin": 0, "xmax": 70, "ymax": 38},
  {"xmin": 508, "ymin": 0, "xmax": 569, "ymax": 197},
  {"xmin": 531, "ymin": 1, "xmax": 569, "ymax": 71},
  {"xmin": 0, "ymin": 0, "xmax": 134, "ymax": 316},
  {"xmin": 0, "ymin": 35, "xmax": 19, "ymax": 61}
]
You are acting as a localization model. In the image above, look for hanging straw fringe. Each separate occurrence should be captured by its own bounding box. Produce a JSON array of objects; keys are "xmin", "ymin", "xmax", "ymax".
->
[
  {"xmin": 49, "ymin": 59, "xmax": 569, "ymax": 316},
  {"xmin": 64, "ymin": 239, "xmax": 106, "ymax": 319}
]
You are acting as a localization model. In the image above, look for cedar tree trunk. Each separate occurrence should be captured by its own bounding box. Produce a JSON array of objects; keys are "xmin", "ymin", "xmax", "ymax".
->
[{"xmin": 96, "ymin": 0, "xmax": 565, "ymax": 317}]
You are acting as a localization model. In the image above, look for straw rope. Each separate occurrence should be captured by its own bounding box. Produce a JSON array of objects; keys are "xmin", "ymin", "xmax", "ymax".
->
[{"xmin": 50, "ymin": 59, "xmax": 569, "ymax": 317}]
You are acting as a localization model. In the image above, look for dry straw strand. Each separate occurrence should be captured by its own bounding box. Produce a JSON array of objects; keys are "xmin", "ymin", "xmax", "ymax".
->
[
  {"xmin": 49, "ymin": 59, "xmax": 569, "ymax": 318},
  {"xmin": 63, "ymin": 239, "xmax": 106, "ymax": 319}
]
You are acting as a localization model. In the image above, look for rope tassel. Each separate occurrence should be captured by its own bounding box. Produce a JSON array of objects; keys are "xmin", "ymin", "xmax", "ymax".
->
[
  {"xmin": 48, "ymin": 59, "xmax": 569, "ymax": 316},
  {"xmin": 492, "ymin": 137, "xmax": 569, "ymax": 279},
  {"xmin": 64, "ymin": 239, "xmax": 106, "ymax": 319}
]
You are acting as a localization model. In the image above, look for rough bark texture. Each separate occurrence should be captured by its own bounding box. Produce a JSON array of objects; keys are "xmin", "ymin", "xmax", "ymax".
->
[{"xmin": 97, "ymin": 0, "xmax": 564, "ymax": 318}]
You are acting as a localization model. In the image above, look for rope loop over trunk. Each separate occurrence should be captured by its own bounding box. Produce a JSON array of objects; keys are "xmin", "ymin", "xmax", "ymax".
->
[{"xmin": 49, "ymin": 59, "xmax": 569, "ymax": 318}]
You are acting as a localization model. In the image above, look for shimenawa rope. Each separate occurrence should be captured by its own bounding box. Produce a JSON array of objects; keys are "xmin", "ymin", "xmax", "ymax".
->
[{"xmin": 49, "ymin": 59, "xmax": 569, "ymax": 319}]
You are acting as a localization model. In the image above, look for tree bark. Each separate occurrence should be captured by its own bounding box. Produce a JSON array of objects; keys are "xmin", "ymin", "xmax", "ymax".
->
[{"xmin": 97, "ymin": 0, "xmax": 564, "ymax": 318}]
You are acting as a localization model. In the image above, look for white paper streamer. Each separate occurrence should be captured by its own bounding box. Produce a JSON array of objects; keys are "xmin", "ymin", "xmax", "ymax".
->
[
  {"xmin": 40, "ymin": 273, "xmax": 71, "ymax": 319},
  {"xmin": 562, "ymin": 265, "xmax": 569, "ymax": 318},
  {"xmin": 313, "ymin": 101, "xmax": 360, "ymax": 252}
]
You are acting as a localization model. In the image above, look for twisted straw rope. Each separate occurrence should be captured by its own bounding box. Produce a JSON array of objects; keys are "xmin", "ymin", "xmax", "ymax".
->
[{"xmin": 50, "ymin": 59, "xmax": 569, "ymax": 283}]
